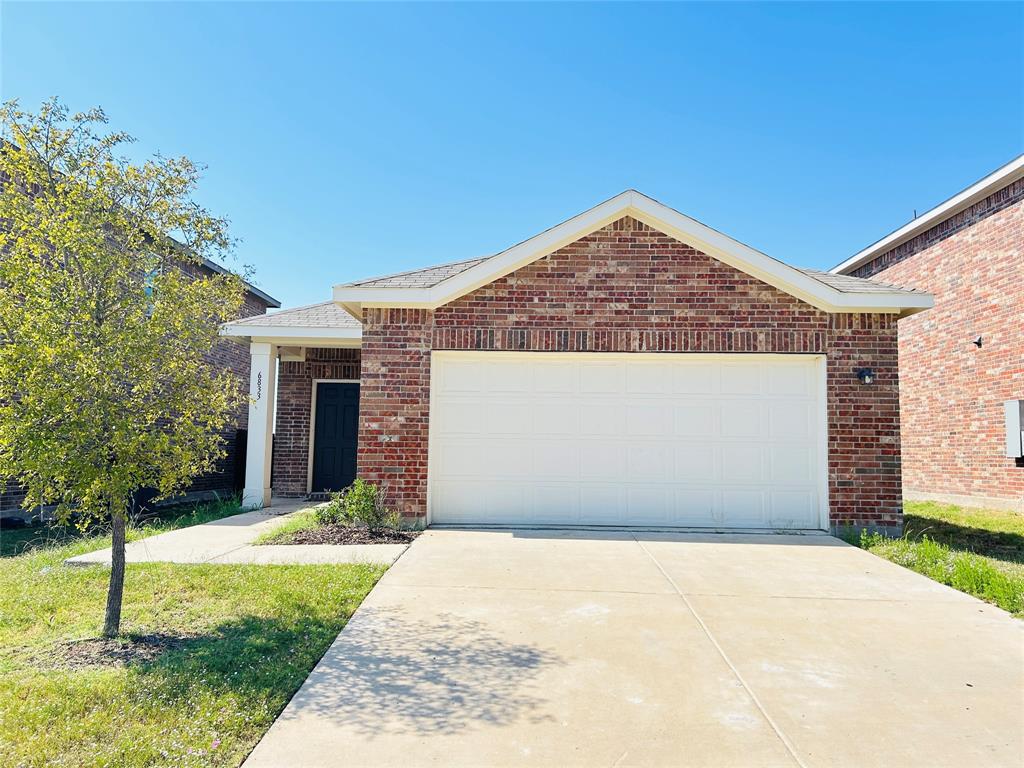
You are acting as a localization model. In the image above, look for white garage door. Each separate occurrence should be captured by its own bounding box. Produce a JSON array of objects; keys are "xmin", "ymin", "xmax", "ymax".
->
[{"xmin": 429, "ymin": 352, "xmax": 827, "ymax": 529}]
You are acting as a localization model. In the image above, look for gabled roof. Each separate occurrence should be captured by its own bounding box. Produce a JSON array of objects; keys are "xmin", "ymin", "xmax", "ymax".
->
[
  {"xmin": 221, "ymin": 301, "xmax": 360, "ymax": 344},
  {"xmin": 832, "ymin": 154, "xmax": 1024, "ymax": 276},
  {"xmin": 334, "ymin": 190, "xmax": 932, "ymax": 318},
  {"xmin": 343, "ymin": 256, "xmax": 490, "ymax": 288}
]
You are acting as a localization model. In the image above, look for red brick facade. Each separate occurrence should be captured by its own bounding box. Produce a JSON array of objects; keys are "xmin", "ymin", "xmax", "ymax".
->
[
  {"xmin": 851, "ymin": 179, "xmax": 1024, "ymax": 511},
  {"xmin": 357, "ymin": 216, "xmax": 903, "ymax": 530},
  {"xmin": 273, "ymin": 348, "xmax": 361, "ymax": 496}
]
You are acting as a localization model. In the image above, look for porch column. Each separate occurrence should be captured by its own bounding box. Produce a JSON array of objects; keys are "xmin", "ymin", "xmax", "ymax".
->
[{"xmin": 242, "ymin": 341, "xmax": 277, "ymax": 509}]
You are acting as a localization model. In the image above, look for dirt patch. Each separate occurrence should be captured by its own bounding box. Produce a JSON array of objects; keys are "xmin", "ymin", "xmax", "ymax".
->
[
  {"xmin": 284, "ymin": 525, "xmax": 421, "ymax": 546},
  {"xmin": 32, "ymin": 633, "xmax": 196, "ymax": 670}
]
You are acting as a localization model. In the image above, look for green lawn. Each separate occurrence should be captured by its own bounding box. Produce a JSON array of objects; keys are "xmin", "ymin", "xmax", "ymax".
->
[
  {"xmin": 0, "ymin": 508, "xmax": 386, "ymax": 767},
  {"xmin": 855, "ymin": 501, "xmax": 1024, "ymax": 617},
  {"xmin": 253, "ymin": 507, "xmax": 321, "ymax": 545},
  {"xmin": 1, "ymin": 496, "xmax": 247, "ymax": 558}
]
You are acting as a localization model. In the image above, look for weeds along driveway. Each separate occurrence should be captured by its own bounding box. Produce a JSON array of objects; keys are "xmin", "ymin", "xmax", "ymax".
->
[{"xmin": 243, "ymin": 529, "xmax": 1024, "ymax": 768}]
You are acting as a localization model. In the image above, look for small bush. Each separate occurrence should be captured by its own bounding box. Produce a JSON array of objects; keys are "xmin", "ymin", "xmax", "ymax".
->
[{"xmin": 317, "ymin": 480, "xmax": 400, "ymax": 532}]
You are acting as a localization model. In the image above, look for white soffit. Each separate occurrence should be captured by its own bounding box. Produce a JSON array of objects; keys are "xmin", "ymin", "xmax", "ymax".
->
[{"xmin": 333, "ymin": 190, "xmax": 933, "ymax": 316}]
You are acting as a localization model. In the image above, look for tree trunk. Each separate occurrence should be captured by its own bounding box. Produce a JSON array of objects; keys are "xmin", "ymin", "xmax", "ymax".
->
[{"xmin": 102, "ymin": 508, "xmax": 126, "ymax": 638}]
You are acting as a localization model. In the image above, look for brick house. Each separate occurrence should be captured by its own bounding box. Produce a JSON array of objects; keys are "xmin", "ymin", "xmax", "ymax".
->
[
  {"xmin": 223, "ymin": 190, "xmax": 931, "ymax": 534},
  {"xmin": 832, "ymin": 156, "xmax": 1024, "ymax": 513},
  {"xmin": 0, "ymin": 261, "xmax": 280, "ymax": 520}
]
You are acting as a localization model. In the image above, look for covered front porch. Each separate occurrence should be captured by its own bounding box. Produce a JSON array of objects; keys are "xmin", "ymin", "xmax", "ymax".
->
[{"xmin": 221, "ymin": 302, "xmax": 363, "ymax": 509}]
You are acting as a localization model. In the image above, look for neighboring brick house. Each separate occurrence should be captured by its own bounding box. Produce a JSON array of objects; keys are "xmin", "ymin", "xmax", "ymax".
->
[
  {"xmin": 0, "ymin": 261, "xmax": 280, "ymax": 520},
  {"xmin": 223, "ymin": 190, "xmax": 931, "ymax": 534},
  {"xmin": 832, "ymin": 156, "xmax": 1024, "ymax": 513}
]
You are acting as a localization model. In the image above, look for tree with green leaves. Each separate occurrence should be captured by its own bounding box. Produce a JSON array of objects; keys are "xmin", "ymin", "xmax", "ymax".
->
[{"xmin": 0, "ymin": 99, "xmax": 248, "ymax": 637}]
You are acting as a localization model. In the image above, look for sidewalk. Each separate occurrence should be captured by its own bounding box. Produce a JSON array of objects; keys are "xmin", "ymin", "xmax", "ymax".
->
[{"xmin": 64, "ymin": 499, "xmax": 408, "ymax": 567}]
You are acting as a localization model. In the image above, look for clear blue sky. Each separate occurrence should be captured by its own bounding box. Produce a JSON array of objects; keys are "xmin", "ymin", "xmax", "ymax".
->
[{"xmin": 3, "ymin": 2, "xmax": 1022, "ymax": 308}]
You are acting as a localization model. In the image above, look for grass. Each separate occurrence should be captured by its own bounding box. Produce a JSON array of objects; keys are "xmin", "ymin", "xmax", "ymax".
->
[
  {"xmin": 853, "ymin": 500, "xmax": 1024, "ymax": 617},
  {"xmin": 1, "ymin": 496, "xmax": 247, "ymax": 558},
  {"xmin": 0, "ymin": 502, "xmax": 386, "ymax": 767},
  {"xmin": 253, "ymin": 508, "xmax": 320, "ymax": 545}
]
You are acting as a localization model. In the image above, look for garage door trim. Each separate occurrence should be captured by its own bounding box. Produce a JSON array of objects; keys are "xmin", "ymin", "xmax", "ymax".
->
[{"xmin": 426, "ymin": 351, "xmax": 830, "ymax": 530}]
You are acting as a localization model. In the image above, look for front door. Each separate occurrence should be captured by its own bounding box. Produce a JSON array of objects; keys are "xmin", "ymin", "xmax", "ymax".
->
[{"xmin": 311, "ymin": 382, "xmax": 359, "ymax": 493}]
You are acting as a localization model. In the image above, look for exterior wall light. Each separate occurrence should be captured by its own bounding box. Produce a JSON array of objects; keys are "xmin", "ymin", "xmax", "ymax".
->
[{"xmin": 857, "ymin": 368, "xmax": 875, "ymax": 385}]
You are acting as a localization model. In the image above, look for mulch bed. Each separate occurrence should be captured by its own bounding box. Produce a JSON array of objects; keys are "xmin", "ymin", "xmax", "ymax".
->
[
  {"xmin": 29, "ymin": 633, "xmax": 196, "ymax": 670},
  {"xmin": 284, "ymin": 524, "xmax": 420, "ymax": 545}
]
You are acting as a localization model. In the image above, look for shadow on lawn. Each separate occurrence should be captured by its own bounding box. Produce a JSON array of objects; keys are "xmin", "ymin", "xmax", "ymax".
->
[
  {"xmin": 210, "ymin": 605, "xmax": 564, "ymax": 737},
  {"xmin": 123, "ymin": 604, "xmax": 562, "ymax": 737},
  {"xmin": 903, "ymin": 514, "xmax": 1024, "ymax": 565},
  {"xmin": 129, "ymin": 611, "xmax": 348, "ymax": 713}
]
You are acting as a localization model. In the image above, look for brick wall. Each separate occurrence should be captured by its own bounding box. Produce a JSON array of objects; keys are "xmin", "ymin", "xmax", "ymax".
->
[
  {"xmin": 273, "ymin": 348, "xmax": 361, "ymax": 496},
  {"xmin": 851, "ymin": 179, "xmax": 1024, "ymax": 511},
  {"xmin": 358, "ymin": 216, "xmax": 904, "ymax": 529},
  {"xmin": 358, "ymin": 309, "xmax": 432, "ymax": 516}
]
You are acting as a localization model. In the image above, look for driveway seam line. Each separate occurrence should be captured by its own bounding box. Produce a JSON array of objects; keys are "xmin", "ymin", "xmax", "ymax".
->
[{"xmin": 633, "ymin": 535, "xmax": 809, "ymax": 768}]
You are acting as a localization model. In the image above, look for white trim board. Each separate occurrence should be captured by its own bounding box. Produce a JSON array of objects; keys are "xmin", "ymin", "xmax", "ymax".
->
[
  {"xmin": 335, "ymin": 190, "xmax": 932, "ymax": 317},
  {"xmin": 832, "ymin": 154, "xmax": 1024, "ymax": 276}
]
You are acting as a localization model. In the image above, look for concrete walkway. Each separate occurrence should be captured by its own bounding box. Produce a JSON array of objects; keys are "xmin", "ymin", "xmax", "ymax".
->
[
  {"xmin": 64, "ymin": 499, "xmax": 408, "ymax": 567},
  {"xmin": 244, "ymin": 528, "xmax": 1024, "ymax": 768}
]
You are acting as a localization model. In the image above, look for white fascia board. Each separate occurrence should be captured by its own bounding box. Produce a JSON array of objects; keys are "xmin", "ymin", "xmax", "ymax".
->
[
  {"xmin": 334, "ymin": 189, "xmax": 933, "ymax": 316},
  {"xmin": 219, "ymin": 323, "xmax": 362, "ymax": 346},
  {"xmin": 831, "ymin": 155, "xmax": 1024, "ymax": 275}
]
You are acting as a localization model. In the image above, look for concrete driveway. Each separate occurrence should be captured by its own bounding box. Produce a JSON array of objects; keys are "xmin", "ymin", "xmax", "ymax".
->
[{"xmin": 244, "ymin": 530, "xmax": 1023, "ymax": 768}]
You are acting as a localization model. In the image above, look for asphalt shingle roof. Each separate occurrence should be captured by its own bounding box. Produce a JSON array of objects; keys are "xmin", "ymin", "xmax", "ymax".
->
[
  {"xmin": 339, "ymin": 257, "xmax": 924, "ymax": 298},
  {"xmin": 341, "ymin": 256, "xmax": 490, "ymax": 288},
  {"xmin": 229, "ymin": 301, "xmax": 361, "ymax": 329},
  {"xmin": 798, "ymin": 269, "xmax": 924, "ymax": 295}
]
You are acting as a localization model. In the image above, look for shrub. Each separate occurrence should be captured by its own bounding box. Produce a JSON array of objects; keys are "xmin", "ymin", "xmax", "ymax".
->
[{"xmin": 317, "ymin": 479, "xmax": 400, "ymax": 532}]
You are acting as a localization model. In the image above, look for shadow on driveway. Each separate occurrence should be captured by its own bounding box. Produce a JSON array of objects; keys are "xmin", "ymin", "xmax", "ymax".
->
[{"xmin": 279, "ymin": 605, "xmax": 564, "ymax": 737}]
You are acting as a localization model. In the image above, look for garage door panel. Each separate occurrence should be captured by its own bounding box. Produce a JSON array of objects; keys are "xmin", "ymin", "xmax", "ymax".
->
[
  {"xmin": 441, "ymin": 360, "xmax": 486, "ymax": 392},
  {"xmin": 673, "ymin": 404, "xmax": 716, "ymax": 437},
  {"xmin": 580, "ymin": 362, "xmax": 624, "ymax": 393},
  {"xmin": 771, "ymin": 446, "xmax": 815, "ymax": 483},
  {"xmin": 674, "ymin": 445, "xmax": 716, "ymax": 482},
  {"xmin": 627, "ymin": 444, "xmax": 672, "ymax": 480},
  {"xmin": 580, "ymin": 485, "xmax": 625, "ymax": 522},
  {"xmin": 580, "ymin": 403, "xmax": 625, "ymax": 435},
  {"xmin": 485, "ymin": 361, "xmax": 531, "ymax": 392},
  {"xmin": 721, "ymin": 489, "xmax": 767, "ymax": 525},
  {"xmin": 532, "ymin": 443, "xmax": 580, "ymax": 479},
  {"xmin": 672, "ymin": 488, "xmax": 718, "ymax": 526},
  {"xmin": 769, "ymin": 490, "xmax": 817, "ymax": 528},
  {"xmin": 720, "ymin": 363, "xmax": 763, "ymax": 395},
  {"xmin": 670, "ymin": 363, "xmax": 716, "ymax": 395},
  {"xmin": 769, "ymin": 402, "xmax": 814, "ymax": 439},
  {"xmin": 435, "ymin": 401, "xmax": 487, "ymax": 435},
  {"xmin": 626, "ymin": 486, "xmax": 671, "ymax": 524},
  {"xmin": 487, "ymin": 402, "xmax": 533, "ymax": 435},
  {"xmin": 768, "ymin": 364, "xmax": 813, "ymax": 396},
  {"xmin": 534, "ymin": 362, "xmax": 576, "ymax": 393},
  {"xmin": 431, "ymin": 353, "xmax": 825, "ymax": 529},
  {"xmin": 580, "ymin": 444, "xmax": 627, "ymax": 479},
  {"xmin": 720, "ymin": 444, "xmax": 765, "ymax": 482},
  {"xmin": 720, "ymin": 402, "xmax": 767, "ymax": 438},
  {"xmin": 626, "ymin": 362, "xmax": 670, "ymax": 394},
  {"xmin": 532, "ymin": 485, "xmax": 580, "ymax": 522},
  {"xmin": 626, "ymin": 403, "xmax": 672, "ymax": 436},
  {"xmin": 533, "ymin": 403, "xmax": 579, "ymax": 435}
]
